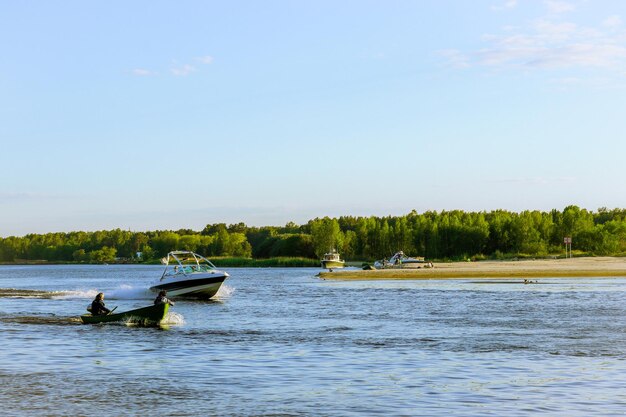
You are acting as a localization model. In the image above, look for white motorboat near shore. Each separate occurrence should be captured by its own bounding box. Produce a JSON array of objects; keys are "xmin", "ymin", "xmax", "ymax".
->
[
  {"xmin": 321, "ymin": 250, "xmax": 345, "ymax": 271},
  {"xmin": 149, "ymin": 251, "xmax": 229, "ymax": 298}
]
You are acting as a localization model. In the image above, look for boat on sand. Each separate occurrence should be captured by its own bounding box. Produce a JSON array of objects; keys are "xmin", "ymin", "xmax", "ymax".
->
[
  {"xmin": 81, "ymin": 303, "xmax": 169, "ymax": 325},
  {"xmin": 374, "ymin": 251, "xmax": 433, "ymax": 269},
  {"xmin": 149, "ymin": 251, "xmax": 229, "ymax": 299}
]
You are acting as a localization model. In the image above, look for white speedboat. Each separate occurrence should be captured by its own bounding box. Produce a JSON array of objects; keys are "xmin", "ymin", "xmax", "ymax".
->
[
  {"xmin": 374, "ymin": 251, "xmax": 433, "ymax": 269},
  {"xmin": 149, "ymin": 251, "xmax": 229, "ymax": 298}
]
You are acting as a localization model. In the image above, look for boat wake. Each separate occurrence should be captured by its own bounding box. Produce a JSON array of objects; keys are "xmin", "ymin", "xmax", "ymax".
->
[
  {"xmin": 53, "ymin": 285, "xmax": 153, "ymax": 300},
  {"xmin": 0, "ymin": 288, "xmax": 66, "ymax": 299},
  {"xmin": 161, "ymin": 311, "xmax": 185, "ymax": 326},
  {"xmin": 108, "ymin": 284, "xmax": 153, "ymax": 300},
  {"xmin": 1, "ymin": 282, "xmax": 230, "ymax": 303},
  {"xmin": 214, "ymin": 283, "xmax": 235, "ymax": 300},
  {"xmin": 0, "ymin": 314, "xmax": 82, "ymax": 326},
  {"xmin": 0, "ymin": 285, "xmax": 154, "ymax": 300}
]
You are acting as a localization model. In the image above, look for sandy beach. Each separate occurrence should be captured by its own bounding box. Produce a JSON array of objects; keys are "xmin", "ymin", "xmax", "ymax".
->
[{"xmin": 318, "ymin": 257, "xmax": 626, "ymax": 280}]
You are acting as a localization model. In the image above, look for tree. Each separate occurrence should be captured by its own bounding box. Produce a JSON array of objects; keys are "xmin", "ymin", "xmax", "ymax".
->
[
  {"xmin": 140, "ymin": 244, "xmax": 155, "ymax": 261},
  {"xmin": 89, "ymin": 246, "xmax": 117, "ymax": 263},
  {"xmin": 342, "ymin": 230, "xmax": 357, "ymax": 259},
  {"xmin": 73, "ymin": 249, "xmax": 87, "ymax": 262},
  {"xmin": 151, "ymin": 232, "xmax": 180, "ymax": 257},
  {"xmin": 179, "ymin": 234, "xmax": 201, "ymax": 252},
  {"xmin": 227, "ymin": 233, "xmax": 252, "ymax": 257},
  {"xmin": 310, "ymin": 217, "xmax": 343, "ymax": 258}
]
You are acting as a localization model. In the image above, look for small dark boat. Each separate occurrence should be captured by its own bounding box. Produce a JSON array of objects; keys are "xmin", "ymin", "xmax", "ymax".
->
[{"xmin": 80, "ymin": 303, "xmax": 169, "ymax": 325}]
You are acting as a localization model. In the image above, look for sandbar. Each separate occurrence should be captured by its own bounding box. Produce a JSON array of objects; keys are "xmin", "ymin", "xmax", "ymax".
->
[{"xmin": 318, "ymin": 257, "xmax": 626, "ymax": 280}]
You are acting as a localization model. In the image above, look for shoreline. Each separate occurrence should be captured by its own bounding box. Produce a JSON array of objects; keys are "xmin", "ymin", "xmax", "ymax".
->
[{"xmin": 318, "ymin": 257, "xmax": 626, "ymax": 280}]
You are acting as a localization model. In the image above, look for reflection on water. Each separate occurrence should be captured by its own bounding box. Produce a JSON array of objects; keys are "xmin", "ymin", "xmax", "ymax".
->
[{"xmin": 1, "ymin": 265, "xmax": 626, "ymax": 416}]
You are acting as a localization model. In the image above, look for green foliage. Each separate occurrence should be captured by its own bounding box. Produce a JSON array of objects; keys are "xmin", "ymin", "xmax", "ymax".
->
[
  {"xmin": 89, "ymin": 246, "xmax": 117, "ymax": 263},
  {"xmin": 211, "ymin": 257, "xmax": 319, "ymax": 267},
  {"xmin": 72, "ymin": 249, "xmax": 87, "ymax": 262},
  {"xmin": 2, "ymin": 206, "xmax": 626, "ymax": 264},
  {"xmin": 310, "ymin": 217, "xmax": 343, "ymax": 258}
]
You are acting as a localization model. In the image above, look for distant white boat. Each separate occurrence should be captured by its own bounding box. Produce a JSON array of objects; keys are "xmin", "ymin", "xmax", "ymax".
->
[
  {"xmin": 149, "ymin": 251, "xmax": 229, "ymax": 298},
  {"xmin": 321, "ymin": 250, "xmax": 345, "ymax": 271},
  {"xmin": 374, "ymin": 251, "xmax": 433, "ymax": 269}
]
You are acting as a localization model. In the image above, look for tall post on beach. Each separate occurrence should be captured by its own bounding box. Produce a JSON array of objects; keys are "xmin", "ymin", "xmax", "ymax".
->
[{"xmin": 564, "ymin": 237, "xmax": 572, "ymax": 258}]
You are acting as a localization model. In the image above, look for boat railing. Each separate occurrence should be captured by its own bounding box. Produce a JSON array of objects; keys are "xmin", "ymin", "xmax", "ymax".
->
[{"xmin": 160, "ymin": 251, "xmax": 219, "ymax": 280}]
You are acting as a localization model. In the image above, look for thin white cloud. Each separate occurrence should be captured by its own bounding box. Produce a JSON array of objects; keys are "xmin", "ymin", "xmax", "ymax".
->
[
  {"xmin": 492, "ymin": 177, "xmax": 576, "ymax": 185},
  {"xmin": 545, "ymin": 0, "xmax": 575, "ymax": 14},
  {"xmin": 132, "ymin": 68, "xmax": 155, "ymax": 76},
  {"xmin": 439, "ymin": 49, "xmax": 470, "ymax": 68},
  {"xmin": 131, "ymin": 55, "xmax": 213, "ymax": 78},
  {"xmin": 475, "ymin": 41, "xmax": 626, "ymax": 69},
  {"xmin": 170, "ymin": 64, "xmax": 197, "ymax": 76},
  {"xmin": 603, "ymin": 15, "xmax": 622, "ymax": 28},
  {"xmin": 532, "ymin": 19, "xmax": 578, "ymax": 41},
  {"xmin": 551, "ymin": 76, "xmax": 583, "ymax": 84},
  {"xmin": 196, "ymin": 55, "xmax": 214, "ymax": 64},
  {"xmin": 492, "ymin": 0, "xmax": 518, "ymax": 11},
  {"xmin": 549, "ymin": 75, "xmax": 623, "ymax": 90},
  {"xmin": 441, "ymin": 7, "xmax": 626, "ymax": 73}
]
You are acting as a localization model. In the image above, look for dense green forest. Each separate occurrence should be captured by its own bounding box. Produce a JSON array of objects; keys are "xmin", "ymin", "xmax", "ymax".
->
[{"xmin": 2, "ymin": 206, "xmax": 626, "ymax": 263}]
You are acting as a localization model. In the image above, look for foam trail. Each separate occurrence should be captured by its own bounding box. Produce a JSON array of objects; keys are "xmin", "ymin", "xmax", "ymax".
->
[
  {"xmin": 55, "ymin": 285, "xmax": 152, "ymax": 300},
  {"xmin": 54, "ymin": 289, "xmax": 99, "ymax": 299},
  {"xmin": 108, "ymin": 284, "xmax": 153, "ymax": 300},
  {"xmin": 214, "ymin": 283, "xmax": 235, "ymax": 300},
  {"xmin": 1, "ymin": 288, "xmax": 68, "ymax": 299},
  {"xmin": 161, "ymin": 311, "xmax": 185, "ymax": 326}
]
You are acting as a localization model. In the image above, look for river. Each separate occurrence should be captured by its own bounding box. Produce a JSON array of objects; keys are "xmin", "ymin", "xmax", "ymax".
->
[{"xmin": 1, "ymin": 265, "xmax": 625, "ymax": 416}]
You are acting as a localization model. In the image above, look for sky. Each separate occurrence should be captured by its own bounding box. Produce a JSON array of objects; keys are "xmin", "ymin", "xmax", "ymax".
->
[{"xmin": 1, "ymin": 0, "xmax": 626, "ymax": 236}]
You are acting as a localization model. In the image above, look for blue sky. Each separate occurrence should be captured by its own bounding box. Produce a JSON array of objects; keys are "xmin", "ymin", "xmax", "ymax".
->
[{"xmin": 2, "ymin": 0, "xmax": 626, "ymax": 236}]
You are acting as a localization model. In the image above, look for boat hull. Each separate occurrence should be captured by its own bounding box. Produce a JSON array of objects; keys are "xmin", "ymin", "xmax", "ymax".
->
[
  {"xmin": 387, "ymin": 262, "xmax": 426, "ymax": 269},
  {"xmin": 321, "ymin": 260, "xmax": 345, "ymax": 269},
  {"xmin": 81, "ymin": 303, "xmax": 169, "ymax": 325},
  {"xmin": 149, "ymin": 274, "xmax": 227, "ymax": 299},
  {"xmin": 375, "ymin": 261, "xmax": 433, "ymax": 269}
]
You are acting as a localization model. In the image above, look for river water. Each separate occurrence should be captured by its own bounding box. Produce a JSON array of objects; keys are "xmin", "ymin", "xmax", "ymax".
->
[{"xmin": 1, "ymin": 265, "xmax": 625, "ymax": 416}]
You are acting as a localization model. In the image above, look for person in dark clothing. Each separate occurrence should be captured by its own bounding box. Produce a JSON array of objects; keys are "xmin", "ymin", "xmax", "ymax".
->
[
  {"xmin": 90, "ymin": 292, "xmax": 111, "ymax": 315},
  {"xmin": 154, "ymin": 290, "xmax": 175, "ymax": 306}
]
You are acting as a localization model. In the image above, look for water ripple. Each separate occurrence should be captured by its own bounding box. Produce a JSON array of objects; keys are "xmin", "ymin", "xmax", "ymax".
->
[{"xmin": 2, "ymin": 266, "xmax": 626, "ymax": 416}]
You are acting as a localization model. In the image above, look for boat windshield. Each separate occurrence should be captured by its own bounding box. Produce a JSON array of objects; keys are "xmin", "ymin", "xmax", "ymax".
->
[
  {"xmin": 388, "ymin": 252, "xmax": 425, "ymax": 263},
  {"xmin": 160, "ymin": 251, "xmax": 218, "ymax": 280}
]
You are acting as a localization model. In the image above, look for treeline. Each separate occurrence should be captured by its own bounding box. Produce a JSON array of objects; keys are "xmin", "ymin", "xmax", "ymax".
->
[{"xmin": 2, "ymin": 206, "xmax": 626, "ymax": 263}]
